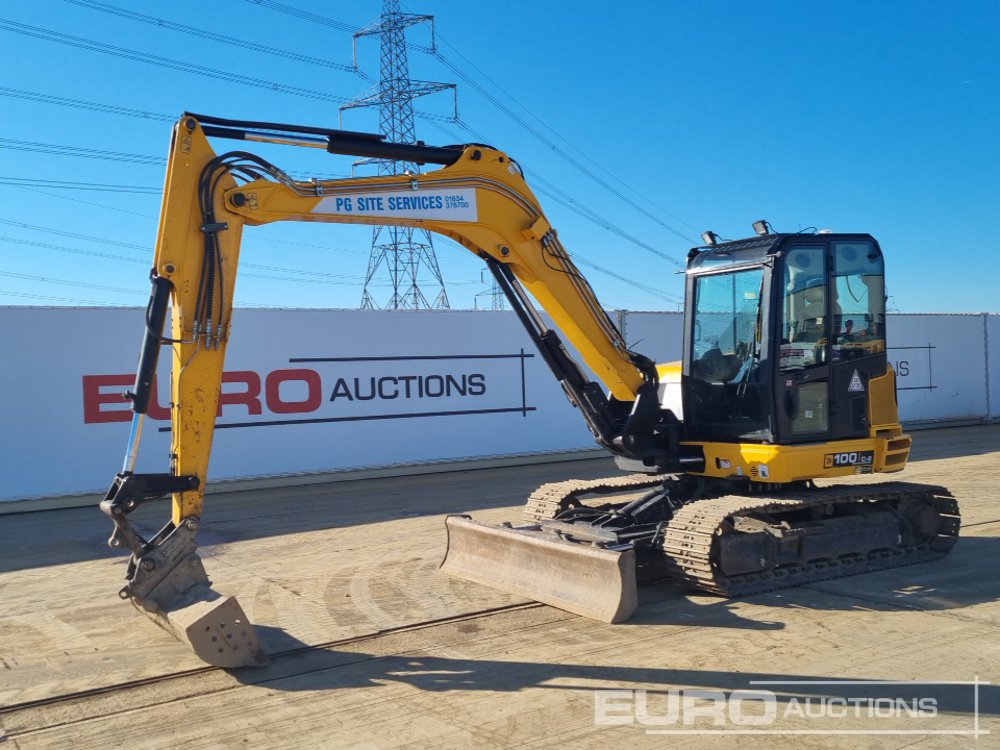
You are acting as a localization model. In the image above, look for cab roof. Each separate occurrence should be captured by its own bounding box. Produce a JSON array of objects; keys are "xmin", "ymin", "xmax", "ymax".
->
[{"xmin": 687, "ymin": 233, "xmax": 878, "ymax": 271}]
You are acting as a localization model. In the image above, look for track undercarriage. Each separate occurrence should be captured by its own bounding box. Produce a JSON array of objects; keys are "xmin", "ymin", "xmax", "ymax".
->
[{"xmin": 442, "ymin": 476, "xmax": 961, "ymax": 621}]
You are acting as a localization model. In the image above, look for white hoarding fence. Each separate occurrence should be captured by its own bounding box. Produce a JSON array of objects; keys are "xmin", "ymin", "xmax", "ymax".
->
[
  {"xmin": 988, "ymin": 314, "xmax": 1000, "ymax": 419},
  {"xmin": 0, "ymin": 308, "xmax": 996, "ymax": 501},
  {"xmin": 886, "ymin": 314, "xmax": 991, "ymax": 423},
  {"xmin": 0, "ymin": 308, "xmax": 593, "ymax": 501}
]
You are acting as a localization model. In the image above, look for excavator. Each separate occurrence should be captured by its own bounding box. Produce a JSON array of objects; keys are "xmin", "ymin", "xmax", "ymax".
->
[{"xmin": 102, "ymin": 113, "xmax": 960, "ymax": 668}]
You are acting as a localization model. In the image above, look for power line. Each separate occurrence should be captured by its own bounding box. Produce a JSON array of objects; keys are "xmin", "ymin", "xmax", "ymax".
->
[
  {"xmin": 0, "ymin": 218, "xmax": 152, "ymax": 249},
  {"xmin": 0, "ymin": 288, "xmax": 119, "ymax": 306},
  {"xmin": 242, "ymin": 0, "xmax": 360, "ymax": 33},
  {"xmin": 243, "ymin": 1, "xmax": 698, "ymax": 246},
  {"xmin": 0, "ymin": 130, "xmax": 346, "ymax": 180},
  {"xmin": 1, "ymin": 183, "xmax": 158, "ymax": 218},
  {"xmin": 0, "ymin": 30, "xmax": 682, "ymax": 306},
  {"xmin": 0, "ymin": 234, "xmax": 146, "ymax": 264},
  {"xmin": 434, "ymin": 117, "xmax": 685, "ymax": 270},
  {"xmin": 0, "ymin": 136, "xmax": 162, "ymax": 165},
  {"xmin": 0, "ymin": 176, "xmax": 160, "ymax": 193},
  {"xmin": 424, "ymin": 121, "xmax": 681, "ymax": 303},
  {"xmin": 14, "ymin": 4, "xmax": 697, "ymax": 271},
  {"xmin": 412, "ymin": 17, "xmax": 703, "ymax": 236},
  {"xmin": 0, "ymin": 221, "xmax": 369, "ymax": 284},
  {"xmin": 0, "ymin": 223, "xmax": 483, "ymax": 288},
  {"xmin": 528, "ymin": 176, "xmax": 683, "ymax": 268},
  {"xmin": 0, "ymin": 86, "xmax": 173, "ymax": 122},
  {"xmin": 431, "ymin": 53, "xmax": 696, "ymax": 249},
  {"xmin": 573, "ymin": 258, "xmax": 680, "ymax": 304},
  {"xmin": 65, "ymin": 0, "xmax": 370, "ymax": 78},
  {"xmin": 0, "ymin": 233, "xmax": 355, "ymax": 285},
  {"xmin": 0, "ymin": 114, "xmax": 677, "ymax": 302},
  {"xmin": 0, "ymin": 269, "xmax": 146, "ymax": 295},
  {"xmin": 2, "ymin": 84, "xmax": 683, "ymax": 276},
  {"xmin": 0, "ymin": 19, "xmax": 455, "ymax": 123},
  {"xmin": 0, "ymin": 19, "xmax": 355, "ymax": 109},
  {"xmin": 0, "ymin": 176, "xmax": 373, "ymax": 254}
]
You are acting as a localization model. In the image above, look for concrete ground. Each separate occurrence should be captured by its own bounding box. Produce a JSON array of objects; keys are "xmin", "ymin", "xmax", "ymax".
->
[{"xmin": 1, "ymin": 424, "xmax": 998, "ymax": 749}]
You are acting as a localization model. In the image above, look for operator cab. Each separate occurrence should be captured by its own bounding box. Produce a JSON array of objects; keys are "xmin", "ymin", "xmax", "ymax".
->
[{"xmin": 681, "ymin": 232, "xmax": 888, "ymax": 445}]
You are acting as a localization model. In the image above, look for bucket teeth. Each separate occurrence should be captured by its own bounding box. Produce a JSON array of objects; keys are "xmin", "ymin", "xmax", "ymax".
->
[{"xmin": 441, "ymin": 515, "xmax": 637, "ymax": 624}]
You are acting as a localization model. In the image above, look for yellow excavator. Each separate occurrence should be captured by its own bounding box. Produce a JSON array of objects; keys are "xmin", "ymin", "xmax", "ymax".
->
[{"xmin": 102, "ymin": 114, "xmax": 960, "ymax": 667}]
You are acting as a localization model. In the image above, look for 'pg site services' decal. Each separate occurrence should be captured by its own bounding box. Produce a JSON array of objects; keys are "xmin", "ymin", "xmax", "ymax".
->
[{"xmin": 313, "ymin": 188, "xmax": 478, "ymax": 221}]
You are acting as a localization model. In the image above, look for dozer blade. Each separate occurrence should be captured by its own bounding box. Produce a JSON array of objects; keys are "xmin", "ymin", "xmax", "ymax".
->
[{"xmin": 441, "ymin": 515, "xmax": 638, "ymax": 623}]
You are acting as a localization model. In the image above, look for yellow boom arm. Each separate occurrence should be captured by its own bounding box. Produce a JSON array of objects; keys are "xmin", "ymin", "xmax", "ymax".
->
[
  {"xmin": 99, "ymin": 114, "xmax": 681, "ymax": 666},
  {"xmin": 143, "ymin": 114, "xmax": 674, "ymax": 523}
]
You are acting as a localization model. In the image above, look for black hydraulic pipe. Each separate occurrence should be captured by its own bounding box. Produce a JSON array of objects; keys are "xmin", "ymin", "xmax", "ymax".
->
[
  {"xmin": 325, "ymin": 132, "xmax": 463, "ymax": 166},
  {"xmin": 185, "ymin": 112, "xmax": 464, "ymax": 167},
  {"xmin": 186, "ymin": 112, "xmax": 383, "ymax": 140},
  {"xmin": 484, "ymin": 257, "xmax": 621, "ymax": 448},
  {"xmin": 186, "ymin": 113, "xmax": 464, "ymax": 166},
  {"xmin": 131, "ymin": 275, "xmax": 172, "ymax": 415}
]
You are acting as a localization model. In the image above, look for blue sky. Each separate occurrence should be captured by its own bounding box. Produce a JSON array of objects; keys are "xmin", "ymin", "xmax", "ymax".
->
[{"xmin": 0, "ymin": 0, "xmax": 997, "ymax": 312}]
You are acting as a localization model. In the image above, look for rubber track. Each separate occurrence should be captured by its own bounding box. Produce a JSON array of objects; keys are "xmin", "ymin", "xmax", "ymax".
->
[
  {"xmin": 661, "ymin": 481, "xmax": 961, "ymax": 596},
  {"xmin": 522, "ymin": 474, "xmax": 664, "ymax": 522}
]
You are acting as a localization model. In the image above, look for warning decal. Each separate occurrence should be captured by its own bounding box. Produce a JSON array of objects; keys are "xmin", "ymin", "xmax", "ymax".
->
[{"xmin": 848, "ymin": 369, "xmax": 865, "ymax": 393}]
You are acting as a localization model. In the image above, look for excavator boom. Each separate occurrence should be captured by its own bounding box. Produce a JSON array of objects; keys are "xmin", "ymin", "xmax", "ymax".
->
[{"xmin": 103, "ymin": 114, "xmax": 676, "ymax": 666}]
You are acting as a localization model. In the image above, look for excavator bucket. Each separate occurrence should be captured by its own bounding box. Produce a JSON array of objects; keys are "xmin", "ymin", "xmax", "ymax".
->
[
  {"xmin": 124, "ymin": 548, "xmax": 268, "ymax": 669},
  {"xmin": 133, "ymin": 582, "xmax": 267, "ymax": 670},
  {"xmin": 102, "ymin": 475, "xmax": 269, "ymax": 669},
  {"xmin": 440, "ymin": 515, "xmax": 638, "ymax": 623}
]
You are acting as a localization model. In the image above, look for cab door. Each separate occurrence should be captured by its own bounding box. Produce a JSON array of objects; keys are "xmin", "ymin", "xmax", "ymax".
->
[
  {"xmin": 774, "ymin": 244, "xmax": 833, "ymax": 443},
  {"xmin": 828, "ymin": 239, "xmax": 887, "ymax": 439}
]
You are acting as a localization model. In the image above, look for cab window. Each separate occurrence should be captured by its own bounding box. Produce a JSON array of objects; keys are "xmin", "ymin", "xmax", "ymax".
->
[
  {"xmin": 832, "ymin": 241, "xmax": 885, "ymax": 359},
  {"xmin": 779, "ymin": 245, "xmax": 827, "ymax": 373},
  {"xmin": 691, "ymin": 267, "xmax": 763, "ymax": 383}
]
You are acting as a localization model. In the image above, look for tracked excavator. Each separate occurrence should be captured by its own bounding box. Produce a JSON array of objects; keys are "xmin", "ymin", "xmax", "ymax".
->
[{"xmin": 102, "ymin": 113, "xmax": 960, "ymax": 668}]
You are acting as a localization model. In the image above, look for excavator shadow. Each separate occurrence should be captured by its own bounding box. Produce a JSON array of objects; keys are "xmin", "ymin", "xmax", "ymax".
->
[
  {"xmin": 734, "ymin": 534, "xmax": 1000, "ymax": 614},
  {"xmin": 615, "ymin": 534, "xmax": 1000, "ymax": 628},
  {"xmin": 229, "ymin": 636, "xmax": 1000, "ymax": 720},
  {"xmin": 0, "ymin": 458, "xmax": 619, "ymax": 574},
  {"xmin": 629, "ymin": 581, "xmax": 786, "ymax": 630},
  {"xmin": 230, "ymin": 535, "xmax": 999, "ymax": 693}
]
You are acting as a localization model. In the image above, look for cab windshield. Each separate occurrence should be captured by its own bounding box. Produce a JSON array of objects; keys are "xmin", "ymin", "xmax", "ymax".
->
[
  {"xmin": 779, "ymin": 241, "xmax": 885, "ymax": 373},
  {"xmin": 690, "ymin": 267, "xmax": 764, "ymax": 384}
]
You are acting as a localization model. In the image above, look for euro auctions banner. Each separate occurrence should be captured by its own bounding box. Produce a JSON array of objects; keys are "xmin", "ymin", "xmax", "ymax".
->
[
  {"xmin": 0, "ymin": 307, "xmax": 594, "ymax": 500},
  {"xmin": 0, "ymin": 308, "xmax": 996, "ymax": 501}
]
